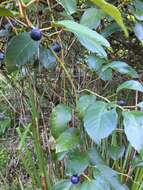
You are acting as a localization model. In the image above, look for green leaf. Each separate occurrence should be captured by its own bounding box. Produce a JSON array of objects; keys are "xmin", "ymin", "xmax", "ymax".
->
[
  {"xmin": 56, "ymin": 20, "xmax": 110, "ymax": 57},
  {"xmin": 5, "ymin": 32, "xmax": 39, "ymax": 71},
  {"xmin": 88, "ymin": 147, "xmax": 105, "ymax": 165},
  {"xmin": 117, "ymin": 80, "xmax": 143, "ymax": 93},
  {"xmin": 76, "ymin": 95, "xmax": 96, "ymax": 119},
  {"xmin": 101, "ymin": 22, "xmax": 121, "ymax": 38},
  {"xmin": 98, "ymin": 67, "xmax": 112, "ymax": 81},
  {"xmin": 87, "ymin": 55, "xmax": 105, "ymax": 71},
  {"xmin": 123, "ymin": 111, "xmax": 143, "ymax": 152},
  {"xmin": 56, "ymin": 128, "xmax": 80, "ymax": 153},
  {"xmin": 80, "ymin": 7, "xmax": 104, "ymax": 29},
  {"xmin": 56, "ymin": 0, "xmax": 77, "ymax": 15},
  {"xmin": 93, "ymin": 165, "xmax": 126, "ymax": 190},
  {"xmin": 102, "ymin": 61, "xmax": 138, "ymax": 78},
  {"xmin": 50, "ymin": 180, "xmax": 72, "ymax": 190},
  {"xmin": 108, "ymin": 145, "xmax": 125, "ymax": 160},
  {"xmin": 39, "ymin": 47, "xmax": 56, "ymax": 70},
  {"xmin": 80, "ymin": 179, "xmax": 107, "ymax": 190},
  {"xmin": 90, "ymin": 0, "xmax": 128, "ymax": 36},
  {"xmin": 0, "ymin": 6, "xmax": 13, "ymax": 16},
  {"xmin": 134, "ymin": 22, "xmax": 143, "ymax": 41},
  {"xmin": 83, "ymin": 101, "xmax": 118, "ymax": 143},
  {"xmin": 50, "ymin": 104, "xmax": 72, "ymax": 138},
  {"xmin": 65, "ymin": 151, "xmax": 90, "ymax": 175}
]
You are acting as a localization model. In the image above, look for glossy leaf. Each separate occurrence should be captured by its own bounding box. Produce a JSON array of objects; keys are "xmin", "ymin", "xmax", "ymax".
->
[
  {"xmin": 65, "ymin": 151, "xmax": 90, "ymax": 175},
  {"xmin": 101, "ymin": 22, "xmax": 120, "ymax": 38},
  {"xmin": 123, "ymin": 111, "xmax": 143, "ymax": 152},
  {"xmin": 117, "ymin": 80, "xmax": 143, "ymax": 93},
  {"xmin": 88, "ymin": 147, "xmax": 105, "ymax": 165},
  {"xmin": 87, "ymin": 55, "xmax": 105, "ymax": 71},
  {"xmin": 134, "ymin": 22, "xmax": 143, "ymax": 41},
  {"xmin": 102, "ymin": 61, "xmax": 138, "ymax": 78},
  {"xmin": 91, "ymin": 0, "xmax": 128, "ymax": 36},
  {"xmin": 50, "ymin": 180, "xmax": 72, "ymax": 190},
  {"xmin": 50, "ymin": 104, "xmax": 72, "ymax": 138},
  {"xmin": 98, "ymin": 67, "xmax": 112, "ymax": 81},
  {"xmin": 93, "ymin": 165, "xmax": 126, "ymax": 190},
  {"xmin": 56, "ymin": 20, "xmax": 110, "ymax": 57},
  {"xmin": 76, "ymin": 94, "xmax": 96, "ymax": 119},
  {"xmin": 56, "ymin": 128, "xmax": 80, "ymax": 153},
  {"xmin": 5, "ymin": 32, "xmax": 39, "ymax": 71},
  {"xmin": 80, "ymin": 7, "xmax": 104, "ymax": 29},
  {"xmin": 84, "ymin": 101, "xmax": 118, "ymax": 143}
]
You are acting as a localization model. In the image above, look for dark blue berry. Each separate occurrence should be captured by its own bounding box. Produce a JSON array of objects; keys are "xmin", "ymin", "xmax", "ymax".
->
[
  {"xmin": 71, "ymin": 175, "xmax": 79, "ymax": 184},
  {"xmin": 51, "ymin": 42, "xmax": 61, "ymax": 53},
  {"xmin": 30, "ymin": 28, "xmax": 42, "ymax": 41},
  {"xmin": 117, "ymin": 100, "xmax": 126, "ymax": 106},
  {"xmin": 0, "ymin": 52, "xmax": 4, "ymax": 61}
]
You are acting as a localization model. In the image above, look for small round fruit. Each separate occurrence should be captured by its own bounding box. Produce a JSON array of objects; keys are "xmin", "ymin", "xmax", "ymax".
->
[
  {"xmin": 71, "ymin": 175, "xmax": 79, "ymax": 184},
  {"xmin": 0, "ymin": 52, "xmax": 4, "ymax": 61},
  {"xmin": 30, "ymin": 28, "xmax": 42, "ymax": 41},
  {"xmin": 51, "ymin": 42, "xmax": 61, "ymax": 53},
  {"xmin": 117, "ymin": 100, "xmax": 126, "ymax": 106}
]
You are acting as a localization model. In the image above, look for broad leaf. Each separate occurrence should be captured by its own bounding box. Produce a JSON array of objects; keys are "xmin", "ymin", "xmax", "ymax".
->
[
  {"xmin": 0, "ymin": 6, "xmax": 13, "ymax": 16},
  {"xmin": 80, "ymin": 7, "xmax": 104, "ymax": 29},
  {"xmin": 80, "ymin": 179, "xmax": 109, "ymax": 190},
  {"xmin": 56, "ymin": 0, "xmax": 77, "ymax": 15},
  {"xmin": 83, "ymin": 101, "xmax": 118, "ymax": 143},
  {"xmin": 87, "ymin": 55, "xmax": 112, "ymax": 80},
  {"xmin": 102, "ymin": 61, "xmax": 138, "ymax": 78},
  {"xmin": 56, "ymin": 128, "xmax": 80, "ymax": 153},
  {"xmin": 56, "ymin": 20, "xmax": 110, "ymax": 57},
  {"xmin": 93, "ymin": 165, "xmax": 126, "ymax": 190},
  {"xmin": 5, "ymin": 32, "xmax": 39, "ymax": 71},
  {"xmin": 50, "ymin": 104, "xmax": 72, "ymax": 138},
  {"xmin": 98, "ymin": 67, "xmax": 112, "ymax": 81},
  {"xmin": 39, "ymin": 47, "xmax": 56, "ymax": 70},
  {"xmin": 91, "ymin": 0, "xmax": 128, "ymax": 36},
  {"xmin": 65, "ymin": 151, "xmax": 90, "ymax": 175},
  {"xmin": 87, "ymin": 55, "xmax": 105, "ymax": 71},
  {"xmin": 134, "ymin": 22, "xmax": 143, "ymax": 41},
  {"xmin": 117, "ymin": 80, "xmax": 143, "ymax": 93},
  {"xmin": 123, "ymin": 111, "xmax": 143, "ymax": 152},
  {"xmin": 77, "ymin": 94, "xmax": 96, "ymax": 119},
  {"xmin": 101, "ymin": 22, "xmax": 121, "ymax": 38},
  {"xmin": 50, "ymin": 180, "xmax": 72, "ymax": 190},
  {"xmin": 88, "ymin": 147, "xmax": 105, "ymax": 165}
]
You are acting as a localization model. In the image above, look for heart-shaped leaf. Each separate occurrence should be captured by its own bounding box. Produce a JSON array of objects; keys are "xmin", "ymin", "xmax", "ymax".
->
[
  {"xmin": 123, "ymin": 111, "xmax": 143, "ymax": 152},
  {"xmin": 56, "ymin": 128, "xmax": 80, "ymax": 153},
  {"xmin": 84, "ymin": 101, "xmax": 118, "ymax": 143},
  {"xmin": 77, "ymin": 94, "xmax": 96, "ymax": 119},
  {"xmin": 65, "ymin": 151, "xmax": 90, "ymax": 175},
  {"xmin": 50, "ymin": 104, "xmax": 72, "ymax": 138}
]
